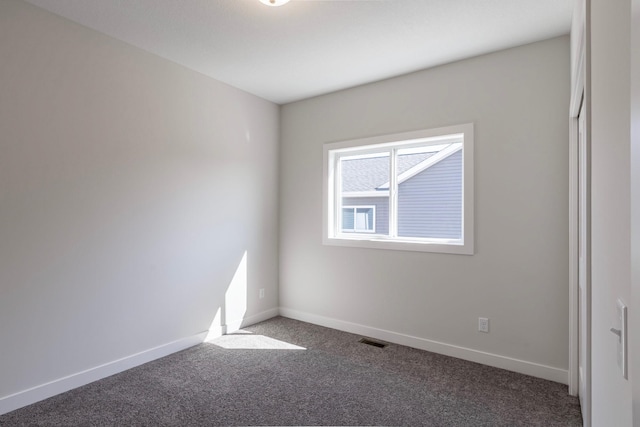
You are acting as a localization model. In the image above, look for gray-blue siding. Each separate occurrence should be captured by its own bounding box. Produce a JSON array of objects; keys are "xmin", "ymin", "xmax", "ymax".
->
[
  {"xmin": 342, "ymin": 196, "xmax": 389, "ymax": 235},
  {"xmin": 397, "ymin": 150, "xmax": 462, "ymax": 239}
]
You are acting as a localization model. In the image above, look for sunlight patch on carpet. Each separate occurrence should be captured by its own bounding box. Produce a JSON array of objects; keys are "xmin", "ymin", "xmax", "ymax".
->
[{"xmin": 209, "ymin": 334, "xmax": 306, "ymax": 350}]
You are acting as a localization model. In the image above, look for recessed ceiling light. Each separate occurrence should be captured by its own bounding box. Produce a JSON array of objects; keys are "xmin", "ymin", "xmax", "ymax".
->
[{"xmin": 259, "ymin": 0, "xmax": 291, "ymax": 6}]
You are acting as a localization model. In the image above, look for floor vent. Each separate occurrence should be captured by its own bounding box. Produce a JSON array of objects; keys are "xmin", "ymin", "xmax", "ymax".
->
[{"xmin": 359, "ymin": 338, "xmax": 388, "ymax": 349}]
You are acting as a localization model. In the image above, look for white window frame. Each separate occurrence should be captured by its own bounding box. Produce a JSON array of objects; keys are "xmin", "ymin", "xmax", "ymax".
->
[
  {"xmin": 323, "ymin": 123, "xmax": 474, "ymax": 255},
  {"xmin": 341, "ymin": 205, "xmax": 376, "ymax": 233}
]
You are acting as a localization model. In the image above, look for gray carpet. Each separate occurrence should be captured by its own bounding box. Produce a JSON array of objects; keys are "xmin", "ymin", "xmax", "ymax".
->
[{"xmin": 0, "ymin": 316, "xmax": 582, "ymax": 426}]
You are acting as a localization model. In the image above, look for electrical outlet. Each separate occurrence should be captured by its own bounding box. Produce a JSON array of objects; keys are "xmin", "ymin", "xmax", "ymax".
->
[
  {"xmin": 259, "ymin": 288, "xmax": 265, "ymax": 299},
  {"xmin": 478, "ymin": 317, "xmax": 489, "ymax": 333}
]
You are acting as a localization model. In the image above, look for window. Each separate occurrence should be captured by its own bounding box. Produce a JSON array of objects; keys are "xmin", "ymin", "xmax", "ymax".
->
[
  {"xmin": 323, "ymin": 123, "xmax": 474, "ymax": 255},
  {"xmin": 342, "ymin": 206, "xmax": 375, "ymax": 233}
]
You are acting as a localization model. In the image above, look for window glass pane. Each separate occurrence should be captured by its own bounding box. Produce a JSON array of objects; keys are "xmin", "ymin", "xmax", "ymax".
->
[
  {"xmin": 342, "ymin": 208, "xmax": 355, "ymax": 231},
  {"xmin": 355, "ymin": 207, "xmax": 374, "ymax": 231},
  {"xmin": 396, "ymin": 144, "xmax": 463, "ymax": 239},
  {"xmin": 339, "ymin": 152, "xmax": 389, "ymax": 236},
  {"xmin": 354, "ymin": 211, "xmax": 367, "ymax": 230}
]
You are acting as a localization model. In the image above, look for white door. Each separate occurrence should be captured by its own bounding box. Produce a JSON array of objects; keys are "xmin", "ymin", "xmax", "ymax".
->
[{"xmin": 578, "ymin": 97, "xmax": 591, "ymax": 426}]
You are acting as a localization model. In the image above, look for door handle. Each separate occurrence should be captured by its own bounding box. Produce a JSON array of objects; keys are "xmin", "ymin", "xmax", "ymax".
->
[{"xmin": 610, "ymin": 327, "xmax": 622, "ymax": 340}]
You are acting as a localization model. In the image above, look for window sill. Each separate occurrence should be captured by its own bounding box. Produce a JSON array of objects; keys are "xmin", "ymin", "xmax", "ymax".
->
[{"xmin": 323, "ymin": 235, "xmax": 474, "ymax": 255}]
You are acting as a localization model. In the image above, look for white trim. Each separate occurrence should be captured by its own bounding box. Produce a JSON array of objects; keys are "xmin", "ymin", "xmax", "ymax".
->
[
  {"xmin": 389, "ymin": 146, "xmax": 398, "ymax": 237},
  {"xmin": 578, "ymin": 95, "xmax": 592, "ymax": 425},
  {"xmin": 568, "ymin": 114, "xmax": 580, "ymax": 397},
  {"xmin": 0, "ymin": 332, "xmax": 206, "ymax": 416},
  {"xmin": 570, "ymin": 48, "xmax": 586, "ymax": 115},
  {"xmin": 0, "ymin": 308, "xmax": 280, "ymax": 416},
  {"xmin": 327, "ymin": 234, "xmax": 467, "ymax": 255},
  {"xmin": 568, "ymin": 0, "xmax": 587, "ymax": 401},
  {"xmin": 570, "ymin": 0, "xmax": 587, "ymax": 117},
  {"xmin": 324, "ymin": 145, "xmax": 336, "ymax": 241},
  {"xmin": 279, "ymin": 307, "xmax": 568, "ymax": 385}
]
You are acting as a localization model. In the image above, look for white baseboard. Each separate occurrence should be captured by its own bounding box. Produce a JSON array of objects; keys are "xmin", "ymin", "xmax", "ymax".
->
[
  {"xmin": 279, "ymin": 307, "xmax": 569, "ymax": 385},
  {"xmin": 0, "ymin": 332, "xmax": 207, "ymax": 416},
  {"xmin": 1, "ymin": 307, "xmax": 564, "ymax": 416},
  {"xmin": 0, "ymin": 307, "xmax": 280, "ymax": 417}
]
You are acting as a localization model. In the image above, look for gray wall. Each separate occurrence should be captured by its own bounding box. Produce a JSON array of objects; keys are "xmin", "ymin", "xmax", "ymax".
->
[
  {"xmin": 280, "ymin": 37, "xmax": 570, "ymax": 374},
  {"xmin": 0, "ymin": 0, "xmax": 279, "ymax": 401}
]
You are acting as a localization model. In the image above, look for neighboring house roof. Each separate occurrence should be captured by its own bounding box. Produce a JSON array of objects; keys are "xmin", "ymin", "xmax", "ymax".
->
[
  {"xmin": 341, "ymin": 153, "xmax": 433, "ymax": 192},
  {"xmin": 341, "ymin": 143, "xmax": 462, "ymax": 193}
]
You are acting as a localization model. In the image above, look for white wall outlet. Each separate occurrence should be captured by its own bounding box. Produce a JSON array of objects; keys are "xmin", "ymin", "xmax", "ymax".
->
[
  {"xmin": 259, "ymin": 288, "xmax": 265, "ymax": 299},
  {"xmin": 478, "ymin": 317, "xmax": 489, "ymax": 333}
]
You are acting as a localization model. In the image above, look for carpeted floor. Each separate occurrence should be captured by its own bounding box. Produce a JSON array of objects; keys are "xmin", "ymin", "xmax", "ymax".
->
[{"xmin": 0, "ymin": 316, "xmax": 582, "ymax": 426}]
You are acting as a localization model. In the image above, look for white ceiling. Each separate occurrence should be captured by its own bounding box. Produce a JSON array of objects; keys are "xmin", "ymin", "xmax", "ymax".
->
[{"xmin": 23, "ymin": 0, "xmax": 573, "ymax": 104}]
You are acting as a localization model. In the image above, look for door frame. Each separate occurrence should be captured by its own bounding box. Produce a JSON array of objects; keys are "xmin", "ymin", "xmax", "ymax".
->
[
  {"xmin": 569, "ymin": 1, "xmax": 590, "ymax": 424},
  {"xmin": 568, "ymin": 61, "xmax": 584, "ymax": 400},
  {"xmin": 569, "ymin": 3, "xmax": 587, "ymax": 396}
]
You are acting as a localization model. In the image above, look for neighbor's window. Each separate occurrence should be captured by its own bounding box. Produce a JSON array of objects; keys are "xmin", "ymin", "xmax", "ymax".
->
[
  {"xmin": 342, "ymin": 206, "xmax": 375, "ymax": 233},
  {"xmin": 323, "ymin": 123, "xmax": 474, "ymax": 255}
]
